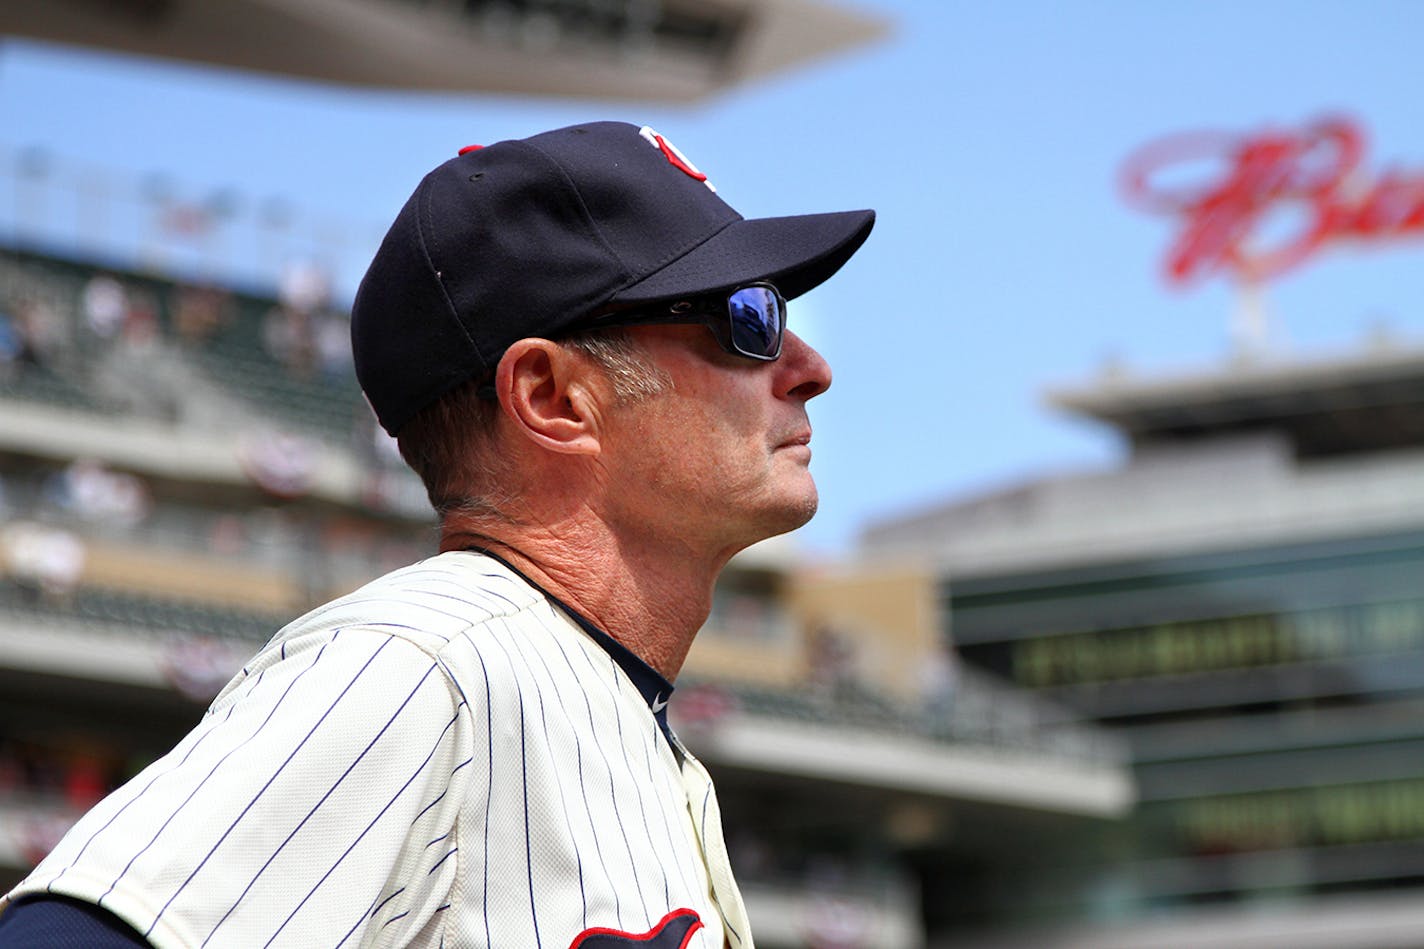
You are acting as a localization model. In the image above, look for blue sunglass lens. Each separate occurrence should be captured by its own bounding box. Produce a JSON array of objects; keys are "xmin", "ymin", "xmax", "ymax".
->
[{"xmin": 727, "ymin": 286, "xmax": 782, "ymax": 358}]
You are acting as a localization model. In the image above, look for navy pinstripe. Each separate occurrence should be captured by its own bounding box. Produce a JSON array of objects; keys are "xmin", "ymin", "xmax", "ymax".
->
[
  {"xmin": 543, "ymin": 630, "xmax": 625, "ymax": 927},
  {"xmin": 576, "ymin": 638, "xmax": 655, "ymax": 920},
  {"xmin": 489, "ymin": 620, "xmax": 591, "ymax": 929},
  {"xmin": 92, "ymin": 636, "xmax": 341, "ymax": 910},
  {"xmin": 496, "ymin": 647, "xmax": 542, "ymax": 949},
  {"xmin": 209, "ymin": 660, "xmax": 444, "ymax": 945},
  {"xmin": 474, "ymin": 640, "xmax": 495, "ymax": 949},
  {"xmin": 2, "ymin": 552, "xmax": 750, "ymax": 948},
  {"xmin": 513, "ymin": 624, "xmax": 597, "ymax": 929},
  {"xmin": 44, "ymin": 703, "xmax": 227, "ymax": 895},
  {"xmin": 143, "ymin": 636, "xmax": 396, "ymax": 937}
]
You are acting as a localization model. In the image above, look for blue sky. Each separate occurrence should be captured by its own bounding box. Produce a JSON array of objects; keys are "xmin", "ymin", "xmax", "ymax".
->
[{"xmin": 4, "ymin": 0, "xmax": 1424, "ymax": 556}]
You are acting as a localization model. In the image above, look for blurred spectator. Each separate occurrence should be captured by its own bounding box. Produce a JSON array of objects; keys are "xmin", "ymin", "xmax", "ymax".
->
[
  {"xmin": 0, "ymin": 739, "xmax": 124, "ymax": 811},
  {"xmin": 807, "ymin": 623, "xmax": 859, "ymax": 703},
  {"xmin": 262, "ymin": 303, "xmax": 316, "ymax": 377},
  {"xmin": 208, "ymin": 513, "xmax": 251, "ymax": 557},
  {"xmin": 63, "ymin": 756, "xmax": 107, "ymax": 810},
  {"xmin": 46, "ymin": 459, "xmax": 151, "ymax": 528},
  {"xmin": 278, "ymin": 258, "xmax": 330, "ymax": 314},
  {"xmin": 15, "ymin": 298, "xmax": 69, "ymax": 369},
  {"xmin": 314, "ymin": 308, "xmax": 353, "ymax": 381},
  {"xmin": 804, "ymin": 881, "xmax": 871, "ymax": 949},
  {"xmin": 667, "ymin": 682, "xmax": 736, "ymax": 738},
  {"xmin": 262, "ymin": 259, "xmax": 335, "ymax": 379},
  {"xmin": 1, "ymin": 521, "xmax": 85, "ymax": 602},
  {"xmin": 119, "ymin": 288, "xmax": 161, "ymax": 349},
  {"xmin": 82, "ymin": 274, "xmax": 127, "ymax": 339},
  {"xmin": 239, "ymin": 430, "xmax": 316, "ymax": 498},
  {"xmin": 170, "ymin": 282, "xmax": 231, "ymax": 344},
  {"xmin": 161, "ymin": 636, "xmax": 249, "ymax": 702}
]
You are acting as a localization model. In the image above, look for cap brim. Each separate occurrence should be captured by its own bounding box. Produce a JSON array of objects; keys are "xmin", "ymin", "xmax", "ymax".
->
[{"xmin": 610, "ymin": 208, "xmax": 875, "ymax": 304}]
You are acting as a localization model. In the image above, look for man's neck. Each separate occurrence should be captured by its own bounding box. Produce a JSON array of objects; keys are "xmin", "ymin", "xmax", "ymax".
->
[{"xmin": 440, "ymin": 522, "xmax": 730, "ymax": 681}]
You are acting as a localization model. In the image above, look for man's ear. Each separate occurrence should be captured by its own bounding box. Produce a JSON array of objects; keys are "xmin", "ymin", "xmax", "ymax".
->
[{"xmin": 494, "ymin": 339, "xmax": 604, "ymax": 456}]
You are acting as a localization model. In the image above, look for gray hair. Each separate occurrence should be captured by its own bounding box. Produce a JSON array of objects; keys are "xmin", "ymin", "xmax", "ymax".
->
[{"xmin": 396, "ymin": 329, "xmax": 672, "ymax": 521}]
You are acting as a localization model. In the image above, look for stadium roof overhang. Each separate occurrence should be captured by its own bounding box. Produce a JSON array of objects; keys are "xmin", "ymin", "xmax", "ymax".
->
[
  {"xmin": 1, "ymin": 0, "xmax": 887, "ymax": 101},
  {"xmin": 1047, "ymin": 344, "xmax": 1424, "ymax": 457}
]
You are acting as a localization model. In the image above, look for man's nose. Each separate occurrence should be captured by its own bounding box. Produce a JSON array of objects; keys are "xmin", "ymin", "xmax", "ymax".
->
[{"xmin": 779, "ymin": 330, "xmax": 832, "ymax": 401}]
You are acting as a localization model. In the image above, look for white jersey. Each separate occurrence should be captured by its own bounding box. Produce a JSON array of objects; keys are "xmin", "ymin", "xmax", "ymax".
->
[{"xmin": 4, "ymin": 551, "xmax": 753, "ymax": 949}]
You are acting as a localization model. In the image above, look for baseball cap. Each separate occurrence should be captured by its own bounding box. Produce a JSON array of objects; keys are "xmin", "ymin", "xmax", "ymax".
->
[{"xmin": 351, "ymin": 120, "xmax": 875, "ymax": 436}]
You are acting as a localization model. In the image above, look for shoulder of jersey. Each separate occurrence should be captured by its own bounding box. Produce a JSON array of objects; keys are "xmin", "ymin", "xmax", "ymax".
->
[{"xmin": 269, "ymin": 550, "xmax": 545, "ymax": 653}]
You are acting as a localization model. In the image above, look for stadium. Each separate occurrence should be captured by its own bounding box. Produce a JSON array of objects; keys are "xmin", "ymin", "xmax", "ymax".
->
[{"xmin": 3, "ymin": 2, "xmax": 1424, "ymax": 947}]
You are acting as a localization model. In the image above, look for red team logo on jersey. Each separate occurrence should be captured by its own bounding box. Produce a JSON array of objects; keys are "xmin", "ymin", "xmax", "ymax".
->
[{"xmin": 569, "ymin": 908, "xmax": 704, "ymax": 949}]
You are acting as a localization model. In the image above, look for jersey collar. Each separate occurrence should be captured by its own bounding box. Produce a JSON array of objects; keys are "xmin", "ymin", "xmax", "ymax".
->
[{"xmin": 466, "ymin": 548, "xmax": 676, "ymax": 738}]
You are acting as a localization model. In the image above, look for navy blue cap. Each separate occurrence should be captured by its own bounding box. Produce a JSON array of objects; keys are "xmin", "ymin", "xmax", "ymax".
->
[{"xmin": 352, "ymin": 121, "xmax": 875, "ymax": 436}]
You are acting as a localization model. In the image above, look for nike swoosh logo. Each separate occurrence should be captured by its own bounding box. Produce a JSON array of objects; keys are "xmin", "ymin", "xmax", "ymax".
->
[{"xmin": 651, "ymin": 693, "xmax": 669, "ymax": 714}]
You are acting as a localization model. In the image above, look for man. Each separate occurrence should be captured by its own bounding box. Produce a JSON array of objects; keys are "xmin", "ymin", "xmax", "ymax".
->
[{"xmin": 0, "ymin": 120, "xmax": 873, "ymax": 947}]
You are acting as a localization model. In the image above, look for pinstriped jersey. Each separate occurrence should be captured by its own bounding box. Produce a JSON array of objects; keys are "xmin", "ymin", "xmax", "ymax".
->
[{"xmin": 3, "ymin": 551, "xmax": 754, "ymax": 949}]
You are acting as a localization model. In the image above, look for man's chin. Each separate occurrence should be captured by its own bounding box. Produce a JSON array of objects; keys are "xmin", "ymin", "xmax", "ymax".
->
[{"xmin": 753, "ymin": 488, "xmax": 820, "ymax": 543}]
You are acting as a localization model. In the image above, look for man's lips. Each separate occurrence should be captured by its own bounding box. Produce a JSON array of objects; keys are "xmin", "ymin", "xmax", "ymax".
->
[{"xmin": 777, "ymin": 431, "xmax": 812, "ymax": 450}]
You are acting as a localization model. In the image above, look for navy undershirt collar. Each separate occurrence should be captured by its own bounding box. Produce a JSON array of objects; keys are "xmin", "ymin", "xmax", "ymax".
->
[{"xmin": 465, "ymin": 548, "xmax": 676, "ymax": 743}]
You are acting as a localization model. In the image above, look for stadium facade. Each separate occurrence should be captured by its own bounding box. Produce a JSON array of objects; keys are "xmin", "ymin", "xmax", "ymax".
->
[{"xmin": 863, "ymin": 341, "xmax": 1424, "ymax": 947}]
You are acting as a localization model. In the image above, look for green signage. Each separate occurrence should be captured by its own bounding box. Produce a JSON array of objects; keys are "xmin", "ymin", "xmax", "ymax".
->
[{"xmin": 1013, "ymin": 598, "xmax": 1424, "ymax": 687}]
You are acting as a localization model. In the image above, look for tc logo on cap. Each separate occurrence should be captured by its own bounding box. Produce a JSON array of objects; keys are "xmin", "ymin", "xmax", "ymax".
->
[{"xmin": 639, "ymin": 126, "xmax": 716, "ymax": 192}]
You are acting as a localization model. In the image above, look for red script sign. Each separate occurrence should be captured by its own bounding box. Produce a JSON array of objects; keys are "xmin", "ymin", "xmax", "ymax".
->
[{"xmin": 1120, "ymin": 116, "xmax": 1424, "ymax": 285}]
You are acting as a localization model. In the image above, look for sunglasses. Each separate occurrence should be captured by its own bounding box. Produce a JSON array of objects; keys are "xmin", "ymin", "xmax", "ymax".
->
[{"xmin": 579, "ymin": 282, "xmax": 786, "ymax": 361}]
